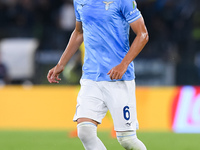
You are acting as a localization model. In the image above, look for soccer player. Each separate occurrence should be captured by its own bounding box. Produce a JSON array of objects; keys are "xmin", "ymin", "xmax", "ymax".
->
[{"xmin": 47, "ymin": 0, "xmax": 149, "ymax": 149}]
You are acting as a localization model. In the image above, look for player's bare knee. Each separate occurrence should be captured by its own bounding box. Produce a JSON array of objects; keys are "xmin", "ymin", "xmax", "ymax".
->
[{"xmin": 116, "ymin": 131, "xmax": 147, "ymax": 150}]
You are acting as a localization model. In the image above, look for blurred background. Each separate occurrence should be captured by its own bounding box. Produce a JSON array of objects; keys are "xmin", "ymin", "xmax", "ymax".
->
[{"xmin": 0, "ymin": 0, "xmax": 200, "ymax": 149}]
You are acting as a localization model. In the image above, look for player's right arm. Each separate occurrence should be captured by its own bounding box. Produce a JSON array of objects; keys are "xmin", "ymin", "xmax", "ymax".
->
[{"xmin": 47, "ymin": 21, "xmax": 83, "ymax": 83}]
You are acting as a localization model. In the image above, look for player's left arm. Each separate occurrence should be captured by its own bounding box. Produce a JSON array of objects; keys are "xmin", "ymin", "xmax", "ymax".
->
[{"xmin": 108, "ymin": 16, "xmax": 149, "ymax": 80}]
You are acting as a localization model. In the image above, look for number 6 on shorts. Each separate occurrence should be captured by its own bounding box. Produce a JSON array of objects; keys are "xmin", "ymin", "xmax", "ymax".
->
[{"xmin": 123, "ymin": 106, "xmax": 130, "ymax": 120}]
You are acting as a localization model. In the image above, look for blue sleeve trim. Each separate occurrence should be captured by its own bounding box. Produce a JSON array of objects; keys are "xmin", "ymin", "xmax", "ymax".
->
[
  {"xmin": 128, "ymin": 14, "xmax": 142, "ymax": 24},
  {"xmin": 76, "ymin": 18, "xmax": 81, "ymax": 22}
]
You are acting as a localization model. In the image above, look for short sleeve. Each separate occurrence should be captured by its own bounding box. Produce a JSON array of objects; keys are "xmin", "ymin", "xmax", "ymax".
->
[
  {"xmin": 73, "ymin": 0, "xmax": 81, "ymax": 22},
  {"xmin": 120, "ymin": 0, "xmax": 142, "ymax": 24}
]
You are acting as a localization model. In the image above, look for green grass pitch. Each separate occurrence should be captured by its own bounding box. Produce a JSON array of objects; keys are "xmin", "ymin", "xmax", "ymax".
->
[{"xmin": 0, "ymin": 130, "xmax": 200, "ymax": 150}]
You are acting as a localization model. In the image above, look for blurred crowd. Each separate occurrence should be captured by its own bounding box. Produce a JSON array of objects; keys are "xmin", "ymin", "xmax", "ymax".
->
[
  {"xmin": 0, "ymin": 0, "xmax": 200, "ymax": 85},
  {"xmin": 0, "ymin": 0, "xmax": 75, "ymax": 50}
]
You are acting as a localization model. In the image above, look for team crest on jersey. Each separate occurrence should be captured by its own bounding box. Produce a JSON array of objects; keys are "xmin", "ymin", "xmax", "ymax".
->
[{"xmin": 103, "ymin": 1, "xmax": 113, "ymax": 10}]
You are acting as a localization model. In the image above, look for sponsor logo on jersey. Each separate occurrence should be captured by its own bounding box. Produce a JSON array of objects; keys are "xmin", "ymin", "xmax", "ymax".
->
[
  {"xmin": 130, "ymin": 9, "xmax": 137, "ymax": 15},
  {"xmin": 103, "ymin": 1, "xmax": 113, "ymax": 10},
  {"xmin": 80, "ymin": 4, "xmax": 86, "ymax": 7},
  {"xmin": 130, "ymin": 1, "xmax": 137, "ymax": 15}
]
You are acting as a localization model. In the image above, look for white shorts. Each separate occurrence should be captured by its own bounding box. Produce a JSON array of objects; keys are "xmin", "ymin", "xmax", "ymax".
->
[{"xmin": 73, "ymin": 79, "xmax": 139, "ymax": 131}]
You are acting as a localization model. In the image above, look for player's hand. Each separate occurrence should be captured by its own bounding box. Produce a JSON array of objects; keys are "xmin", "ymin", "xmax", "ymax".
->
[
  {"xmin": 107, "ymin": 63, "xmax": 128, "ymax": 80},
  {"xmin": 47, "ymin": 64, "xmax": 64, "ymax": 83}
]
